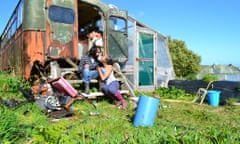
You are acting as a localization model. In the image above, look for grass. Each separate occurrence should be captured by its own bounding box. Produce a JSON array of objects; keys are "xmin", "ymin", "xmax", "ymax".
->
[{"xmin": 1, "ymin": 73, "xmax": 240, "ymax": 143}]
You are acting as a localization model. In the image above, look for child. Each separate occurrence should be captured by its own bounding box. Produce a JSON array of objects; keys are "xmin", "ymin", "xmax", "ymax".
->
[{"xmin": 97, "ymin": 55, "xmax": 127, "ymax": 109}]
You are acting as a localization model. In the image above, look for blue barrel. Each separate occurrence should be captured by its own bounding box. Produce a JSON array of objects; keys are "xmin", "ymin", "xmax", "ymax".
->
[
  {"xmin": 207, "ymin": 90, "xmax": 221, "ymax": 107},
  {"xmin": 133, "ymin": 95, "xmax": 160, "ymax": 127}
]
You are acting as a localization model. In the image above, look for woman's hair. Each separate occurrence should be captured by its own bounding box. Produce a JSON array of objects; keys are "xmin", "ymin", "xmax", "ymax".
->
[{"xmin": 88, "ymin": 45, "xmax": 101, "ymax": 58}]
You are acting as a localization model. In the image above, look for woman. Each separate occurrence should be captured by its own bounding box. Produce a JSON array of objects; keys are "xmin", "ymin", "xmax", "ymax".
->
[
  {"xmin": 78, "ymin": 46, "xmax": 102, "ymax": 94},
  {"xmin": 97, "ymin": 55, "xmax": 127, "ymax": 109}
]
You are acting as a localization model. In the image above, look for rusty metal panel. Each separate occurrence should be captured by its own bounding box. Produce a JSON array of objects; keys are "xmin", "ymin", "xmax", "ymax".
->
[
  {"xmin": 46, "ymin": 0, "xmax": 78, "ymax": 59},
  {"xmin": 23, "ymin": 0, "xmax": 46, "ymax": 31},
  {"xmin": 50, "ymin": 23, "xmax": 74, "ymax": 44},
  {"xmin": 0, "ymin": 30, "xmax": 24, "ymax": 76},
  {"xmin": 23, "ymin": 31, "xmax": 46, "ymax": 78}
]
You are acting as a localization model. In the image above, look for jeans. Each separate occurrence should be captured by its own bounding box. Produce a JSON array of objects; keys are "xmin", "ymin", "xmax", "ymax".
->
[
  {"xmin": 102, "ymin": 80, "xmax": 120, "ymax": 95},
  {"xmin": 82, "ymin": 68, "xmax": 99, "ymax": 84}
]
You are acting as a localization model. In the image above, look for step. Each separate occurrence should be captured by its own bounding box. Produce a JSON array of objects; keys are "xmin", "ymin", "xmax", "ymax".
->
[
  {"xmin": 67, "ymin": 79, "xmax": 98, "ymax": 84},
  {"xmin": 67, "ymin": 79, "xmax": 123, "ymax": 84},
  {"xmin": 81, "ymin": 90, "xmax": 129, "ymax": 99}
]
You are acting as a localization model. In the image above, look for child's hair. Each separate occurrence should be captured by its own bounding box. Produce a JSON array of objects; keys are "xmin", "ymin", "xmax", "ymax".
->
[{"xmin": 106, "ymin": 57, "xmax": 114, "ymax": 65}]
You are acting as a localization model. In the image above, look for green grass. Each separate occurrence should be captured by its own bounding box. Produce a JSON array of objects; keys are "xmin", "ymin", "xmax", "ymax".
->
[
  {"xmin": 1, "ymin": 98, "xmax": 240, "ymax": 143},
  {"xmin": 1, "ymin": 73, "xmax": 240, "ymax": 143}
]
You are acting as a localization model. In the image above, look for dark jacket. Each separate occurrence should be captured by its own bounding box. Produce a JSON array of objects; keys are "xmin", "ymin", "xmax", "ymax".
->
[{"xmin": 78, "ymin": 55, "xmax": 99, "ymax": 72}]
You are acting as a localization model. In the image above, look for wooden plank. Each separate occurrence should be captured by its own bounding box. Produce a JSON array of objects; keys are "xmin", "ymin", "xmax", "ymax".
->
[
  {"xmin": 82, "ymin": 90, "xmax": 129, "ymax": 99},
  {"xmin": 67, "ymin": 79, "xmax": 98, "ymax": 84},
  {"xmin": 67, "ymin": 79, "xmax": 121, "ymax": 84},
  {"xmin": 61, "ymin": 68, "xmax": 78, "ymax": 71}
]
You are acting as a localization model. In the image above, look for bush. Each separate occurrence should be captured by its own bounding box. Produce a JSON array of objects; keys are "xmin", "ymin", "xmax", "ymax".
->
[
  {"xmin": 202, "ymin": 74, "xmax": 218, "ymax": 83},
  {"xmin": 154, "ymin": 87, "xmax": 195, "ymax": 101}
]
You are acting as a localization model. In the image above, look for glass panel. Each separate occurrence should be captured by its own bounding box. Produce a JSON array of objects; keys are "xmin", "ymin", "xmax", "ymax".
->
[
  {"xmin": 127, "ymin": 20, "xmax": 134, "ymax": 65},
  {"xmin": 96, "ymin": 19, "xmax": 104, "ymax": 32},
  {"xmin": 109, "ymin": 16, "xmax": 126, "ymax": 32},
  {"xmin": 108, "ymin": 16, "xmax": 128, "ymax": 62},
  {"xmin": 139, "ymin": 33, "xmax": 153, "ymax": 59},
  {"xmin": 157, "ymin": 35, "xmax": 171, "ymax": 67},
  {"xmin": 138, "ymin": 32, "xmax": 154, "ymax": 86},
  {"xmin": 49, "ymin": 5, "xmax": 75, "ymax": 24},
  {"xmin": 11, "ymin": 20, "xmax": 17, "ymax": 36},
  {"xmin": 139, "ymin": 61, "xmax": 153, "ymax": 86},
  {"xmin": 17, "ymin": 0, "xmax": 23, "ymax": 28}
]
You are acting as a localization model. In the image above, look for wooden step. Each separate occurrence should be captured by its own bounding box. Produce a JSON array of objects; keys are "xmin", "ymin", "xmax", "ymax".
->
[
  {"xmin": 81, "ymin": 90, "xmax": 129, "ymax": 99},
  {"xmin": 67, "ymin": 79, "xmax": 124, "ymax": 84},
  {"xmin": 67, "ymin": 79, "xmax": 98, "ymax": 84}
]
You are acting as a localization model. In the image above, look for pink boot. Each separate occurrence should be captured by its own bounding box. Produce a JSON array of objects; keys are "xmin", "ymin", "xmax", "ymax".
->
[
  {"xmin": 115, "ymin": 100, "xmax": 121, "ymax": 108},
  {"xmin": 115, "ymin": 91, "xmax": 127, "ymax": 109},
  {"xmin": 115, "ymin": 92, "xmax": 121, "ymax": 108}
]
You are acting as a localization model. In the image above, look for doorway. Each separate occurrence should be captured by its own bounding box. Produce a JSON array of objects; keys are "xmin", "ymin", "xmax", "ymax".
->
[{"xmin": 137, "ymin": 31, "xmax": 155, "ymax": 87}]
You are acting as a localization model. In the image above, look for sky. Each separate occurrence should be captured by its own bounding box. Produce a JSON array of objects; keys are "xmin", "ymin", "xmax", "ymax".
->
[{"xmin": 1, "ymin": 0, "xmax": 239, "ymax": 66}]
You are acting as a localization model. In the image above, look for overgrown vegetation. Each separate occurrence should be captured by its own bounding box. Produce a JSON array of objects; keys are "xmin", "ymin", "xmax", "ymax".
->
[
  {"xmin": 202, "ymin": 74, "xmax": 219, "ymax": 83},
  {"xmin": 1, "ymin": 73, "xmax": 240, "ymax": 143},
  {"xmin": 154, "ymin": 86, "xmax": 195, "ymax": 101},
  {"xmin": 0, "ymin": 71, "xmax": 30, "ymax": 100},
  {"xmin": 168, "ymin": 36, "xmax": 201, "ymax": 79}
]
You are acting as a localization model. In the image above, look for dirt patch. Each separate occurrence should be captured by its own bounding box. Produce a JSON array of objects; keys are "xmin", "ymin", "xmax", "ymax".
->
[
  {"xmin": 48, "ymin": 109, "xmax": 74, "ymax": 119},
  {"xmin": 210, "ymin": 107, "xmax": 225, "ymax": 113}
]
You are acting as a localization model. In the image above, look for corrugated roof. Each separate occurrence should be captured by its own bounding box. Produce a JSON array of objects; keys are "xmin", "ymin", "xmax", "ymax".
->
[{"xmin": 197, "ymin": 64, "xmax": 240, "ymax": 80}]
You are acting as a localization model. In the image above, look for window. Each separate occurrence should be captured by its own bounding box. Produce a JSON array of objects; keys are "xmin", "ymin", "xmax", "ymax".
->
[
  {"xmin": 109, "ymin": 16, "xmax": 126, "ymax": 32},
  {"xmin": 1, "ymin": 0, "xmax": 23, "ymax": 43},
  {"xmin": 17, "ymin": 0, "xmax": 23, "ymax": 28},
  {"xmin": 49, "ymin": 6, "xmax": 75, "ymax": 24},
  {"xmin": 11, "ymin": 19, "xmax": 17, "ymax": 37}
]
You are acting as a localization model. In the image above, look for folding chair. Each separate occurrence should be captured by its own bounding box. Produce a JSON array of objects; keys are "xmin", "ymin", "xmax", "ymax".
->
[{"xmin": 192, "ymin": 81, "xmax": 214, "ymax": 104}]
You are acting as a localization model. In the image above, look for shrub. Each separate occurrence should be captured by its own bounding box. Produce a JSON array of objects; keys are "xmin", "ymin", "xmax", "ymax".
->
[
  {"xmin": 202, "ymin": 74, "xmax": 218, "ymax": 83},
  {"xmin": 154, "ymin": 87, "xmax": 195, "ymax": 101}
]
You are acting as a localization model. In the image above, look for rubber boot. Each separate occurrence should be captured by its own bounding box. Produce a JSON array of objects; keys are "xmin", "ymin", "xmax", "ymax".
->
[
  {"xmin": 84, "ymin": 83, "xmax": 90, "ymax": 94},
  {"xmin": 121, "ymin": 97, "xmax": 127, "ymax": 109},
  {"xmin": 115, "ymin": 99, "xmax": 121, "ymax": 108},
  {"xmin": 115, "ymin": 91, "xmax": 127, "ymax": 109},
  {"xmin": 114, "ymin": 91, "xmax": 121, "ymax": 107}
]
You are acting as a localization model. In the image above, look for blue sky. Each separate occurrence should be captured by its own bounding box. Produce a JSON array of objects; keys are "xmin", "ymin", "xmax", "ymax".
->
[{"xmin": 1, "ymin": 0, "xmax": 239, "ymax": 66}]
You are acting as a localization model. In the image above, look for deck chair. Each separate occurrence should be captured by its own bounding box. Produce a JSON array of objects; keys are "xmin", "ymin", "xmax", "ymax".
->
[{"xmin": 192, "ymin": 81, "xmax": 214, "ymax": 104}]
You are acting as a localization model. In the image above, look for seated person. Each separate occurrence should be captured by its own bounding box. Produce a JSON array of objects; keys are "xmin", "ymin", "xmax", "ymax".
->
[
  {"xmin": 78, "ymin": 45, "xmax": 102, "ymax": 94},
  {"xmin": 97, "ymin": 55, "xmax": 127, "ymax": 109}
]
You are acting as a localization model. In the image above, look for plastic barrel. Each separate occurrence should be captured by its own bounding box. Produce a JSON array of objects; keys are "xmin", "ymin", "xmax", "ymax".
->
[
  {"xmin": 207, "ymin": 90, "xmax": 221, "ymax": 107},
  {"xmin": 133, "ymin": 95, "xmax": 160, "ymax": 127}
]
